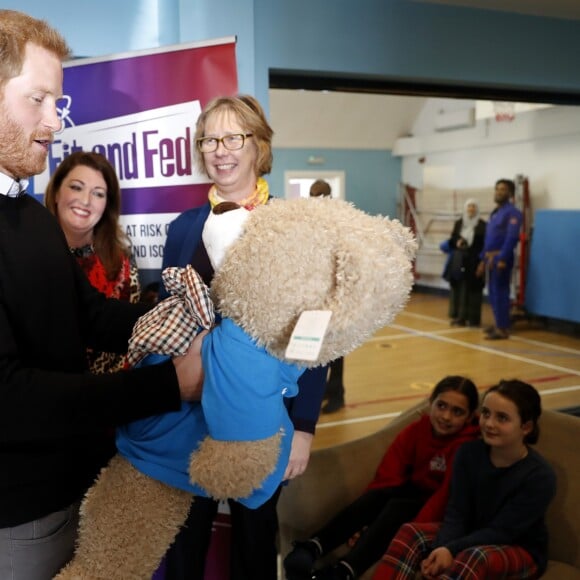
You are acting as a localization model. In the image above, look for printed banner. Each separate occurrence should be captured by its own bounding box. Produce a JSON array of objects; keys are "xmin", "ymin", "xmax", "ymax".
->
[{"xmin": 32, "ymin": 38, "xmax": 238, "ymax": 271}]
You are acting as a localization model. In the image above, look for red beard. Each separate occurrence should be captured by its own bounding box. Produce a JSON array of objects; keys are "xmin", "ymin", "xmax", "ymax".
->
[{"xmin": 0, "ymin": 104, "xmax": 51, "ymax": 179}]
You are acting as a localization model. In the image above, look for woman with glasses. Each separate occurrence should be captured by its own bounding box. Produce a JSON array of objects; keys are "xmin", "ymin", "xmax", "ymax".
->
[{"xmin": 161, "ymin": 94, "xmax": 327, "ymax": 580}]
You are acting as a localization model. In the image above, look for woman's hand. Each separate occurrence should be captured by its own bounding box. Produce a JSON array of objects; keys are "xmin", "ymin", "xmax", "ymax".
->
[
  {"xmin": 172, "ymin": 330, "xmax": 208, "ymax": 401},
  {"xmin": 420, "ymin": 547, "xmax": 453, "ymax": 579},
  {"xmin": 283, "ymin": 430, "xmax": 314, "ymax": 480}
]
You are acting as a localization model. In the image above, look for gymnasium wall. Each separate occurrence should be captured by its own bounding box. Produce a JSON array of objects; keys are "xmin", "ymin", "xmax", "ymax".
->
[
  {"xmin": 7, "ymin": 0, "xmax": 580, "ymax": 321},
  {"xmin": 12, "ymin": 1, "xmax": 580, "ymax": 109},
  {"xmin": 250, "ymin": 0, "xmax": 580, "ymax": 108},
  {"xmin": 525, "ymin": 210, "xmax": 580, "ymax": 324},
  {"xmin": 4, "ymin": 1, "xmax": 181, "ymax": 56},
  {"xmin": 271, "ymin": 149, "xmax": 401, "ymax": 218}
]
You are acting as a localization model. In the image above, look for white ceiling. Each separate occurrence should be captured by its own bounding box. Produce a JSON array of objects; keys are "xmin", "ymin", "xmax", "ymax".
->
[
  {"xmin": 270, "ymin": 90, "xmax": 426, "ymax": 150},
  {"xmin": 417, "ymin": 0, "xmax": 580, "ymax": 21}
]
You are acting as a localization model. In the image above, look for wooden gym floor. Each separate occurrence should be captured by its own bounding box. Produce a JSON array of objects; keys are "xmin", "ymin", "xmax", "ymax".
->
[{"xmin": 313, "ymin": 290, "xmax": 580, "ymax": 451}]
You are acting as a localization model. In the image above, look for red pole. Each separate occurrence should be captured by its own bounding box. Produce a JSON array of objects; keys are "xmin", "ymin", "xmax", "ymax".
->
[
  {"xmin": 404, "ymin": 184, "xmax": 419, "ymax": 280},
  {"xmin": 518, "ymin": 178, "xmax": 531, "ymax": 308}
]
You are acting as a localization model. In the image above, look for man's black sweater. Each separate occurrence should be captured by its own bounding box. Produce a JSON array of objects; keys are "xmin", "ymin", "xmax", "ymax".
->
[{"xmin": 0, "ymin": 194, "xmax": 181, "ymax": 527}]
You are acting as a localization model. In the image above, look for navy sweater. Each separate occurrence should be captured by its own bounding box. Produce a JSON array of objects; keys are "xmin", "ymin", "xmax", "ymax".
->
[{"xmin": 433, "ymin": 439, "xmax": 557, "ymax": 574}]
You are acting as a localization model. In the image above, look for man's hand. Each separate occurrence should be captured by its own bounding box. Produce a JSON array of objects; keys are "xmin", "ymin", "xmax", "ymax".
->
[
  {"xmin": 420, "ymin": 547, "xmax": 453, "ymax": 579},
  {"xmin": 283, "ymin": 430, "xmax": 314, "ymax": 480},
  {"xmin": 172, "ymin": 330, "xmax": 208, "ymax": 401}
]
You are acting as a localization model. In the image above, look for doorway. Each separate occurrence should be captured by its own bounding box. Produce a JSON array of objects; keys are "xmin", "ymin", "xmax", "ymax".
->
[{"xmin": 284, "ymin": 170, "xmax": 345, "ymax": 200}]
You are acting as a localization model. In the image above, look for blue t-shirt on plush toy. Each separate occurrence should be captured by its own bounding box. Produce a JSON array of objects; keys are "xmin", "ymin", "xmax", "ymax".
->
[
  {"xmin": 117, "ymin": 205, "xmax": 305, "ymax": 508},
  {"xmin": 116, "ymin": 317, "xmax": 303, "ymax": 509}
]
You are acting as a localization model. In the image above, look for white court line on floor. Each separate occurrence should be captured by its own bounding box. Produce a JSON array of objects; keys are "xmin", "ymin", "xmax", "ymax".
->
[
  {"xmin": 397, "ymin": 311, "xmax": 450, "ymax": 324},
  {"xmin": 366, "ymin": 327, "xmax": 473, "ymax": 343},
  {"xmin": 510, "ymin": 335, "xmax": 580, "ymax": 355},
  {"xmin": 325, "ymin": 313, "xmax": 580, "ymax": 431},
  {"xmin": 369, "ymin": 327, "xmax": 580, "ymax": 356},
  {"xmin": 400, "ymin": 311, "xmax": 580, "ymax": 355},
  {"xmin": 539, "ymin": 384, "xmax": 580, "ymax": 396},
  {"xmin": 318, "ymin": 385, "xmax": 580, "ymax": 429},
  {"xmin": 319, "ymin": 411, "xmax": 402, "ymax": 429},
  {"xmin": 382, "ymin": 322, "xmax": 580, "ymax": 377},
  {"xmin": 366, "ymin": 332, "xmax": 426, "ymax": 342}
]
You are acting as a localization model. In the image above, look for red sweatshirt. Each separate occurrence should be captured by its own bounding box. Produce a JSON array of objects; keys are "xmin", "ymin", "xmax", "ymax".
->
[{"xmin": 367, "ymin": 414, "xmax": 480, "ymax": 522}]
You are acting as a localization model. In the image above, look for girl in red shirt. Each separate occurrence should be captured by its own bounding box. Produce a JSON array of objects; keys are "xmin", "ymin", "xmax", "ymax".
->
[{"xmin": 283, "ymin": 375, "xmax": 480, "ymax": 580}]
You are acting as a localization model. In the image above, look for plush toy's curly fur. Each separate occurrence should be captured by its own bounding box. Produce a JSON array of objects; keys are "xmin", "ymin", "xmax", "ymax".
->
[
  {"xmin": 55, "ymin": 455, "xmax": 192, "ymax": 580},
  {"xmin": 54, "ymin": 197, "xmax": 416, "ymax": 579},
  {"xmin": 213, "ymin": 198, "xmax": 416, "ymax": 365}
]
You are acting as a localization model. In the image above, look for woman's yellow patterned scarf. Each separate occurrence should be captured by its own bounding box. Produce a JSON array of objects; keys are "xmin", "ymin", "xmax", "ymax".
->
[{"xmin": 208, "ymin": 177, "xmax": 269, "ymax": 210}]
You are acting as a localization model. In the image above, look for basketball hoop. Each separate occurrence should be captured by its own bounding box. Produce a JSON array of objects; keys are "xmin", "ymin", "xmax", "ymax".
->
[{"xmin": 493, "ymin": 101, "xmax": 516, "ymax": 122}]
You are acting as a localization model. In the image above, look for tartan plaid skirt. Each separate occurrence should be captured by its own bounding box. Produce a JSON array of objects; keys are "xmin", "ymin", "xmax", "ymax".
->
[{"xmin": 373, "ymin": 522, "xmax": 539, "ymax": 579}]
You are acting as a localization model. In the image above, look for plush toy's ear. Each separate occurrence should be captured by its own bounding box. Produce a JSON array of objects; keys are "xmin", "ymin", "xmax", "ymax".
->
[
  {"xmin": 324, "ymin": 247, "xmax": 364, "ymax": 325},
  {"xmin": 380, "ymin": 216, "xmax": 418, "ymax": 262},
  {"xmin": 315, "ymin": 218, "xmax": 416, "ymax": 363},
  {"xmin": 212, "ymin": 198, "xmax": 416, "ymax": 367}
]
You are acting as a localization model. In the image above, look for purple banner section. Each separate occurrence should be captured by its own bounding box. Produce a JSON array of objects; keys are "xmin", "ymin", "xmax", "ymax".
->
[
  {"xmin": 39, "ymin": 39, "xmax": 238, "ymax": 271},
  {"xmin": 121, "ymin": 183, "xmax": 211, "ymax": 214},
  {"xmin": 62, "ymin": 43, "xmax": 238, "ymax": 125}
]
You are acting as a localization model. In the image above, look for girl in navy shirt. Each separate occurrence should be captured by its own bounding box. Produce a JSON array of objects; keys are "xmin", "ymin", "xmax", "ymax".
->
[{"xmin": 374, "ymin": 379, "xmax": 556, "ymax": 580}]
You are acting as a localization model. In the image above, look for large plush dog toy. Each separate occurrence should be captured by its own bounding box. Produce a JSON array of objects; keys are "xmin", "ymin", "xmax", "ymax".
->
[{"xmin": 55, "ymin": 197, "xmax": 416, "ymax": 580}]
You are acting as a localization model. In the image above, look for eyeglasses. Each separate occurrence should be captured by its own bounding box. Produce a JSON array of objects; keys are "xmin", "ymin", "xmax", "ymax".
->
[{"xmin": 196, "ymin": 133, "xmax": 253, "ymax": 153}]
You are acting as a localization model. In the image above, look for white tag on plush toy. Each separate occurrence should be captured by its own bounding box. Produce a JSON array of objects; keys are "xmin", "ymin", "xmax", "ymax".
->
[{"xmin": 285, "ymin": 310, "xmax": 332, "ymax": 361}]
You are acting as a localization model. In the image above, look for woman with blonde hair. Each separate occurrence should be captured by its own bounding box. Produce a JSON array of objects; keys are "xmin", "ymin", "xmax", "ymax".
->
[{"xmin": 161, "ymin": 94, "xmax": 327, "ymax": 580}]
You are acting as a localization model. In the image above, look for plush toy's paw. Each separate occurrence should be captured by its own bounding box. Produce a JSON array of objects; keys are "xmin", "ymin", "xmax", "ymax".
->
[{"xmin": 189, "ymin": 433, "xmax": 281, "ymax": 500}]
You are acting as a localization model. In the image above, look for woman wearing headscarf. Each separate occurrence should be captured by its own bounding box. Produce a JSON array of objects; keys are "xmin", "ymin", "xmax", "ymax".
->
[{"xmin": 442, "ymin": 199, "xmax": 486, "ymax": 327}]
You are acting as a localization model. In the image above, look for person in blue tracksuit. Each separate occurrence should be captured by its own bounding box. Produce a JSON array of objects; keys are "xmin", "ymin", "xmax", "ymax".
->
[{"xmin": 476, "ymin": 179, "xmax": 522, "ymax": 340}]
